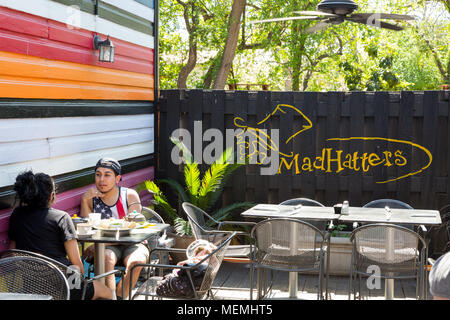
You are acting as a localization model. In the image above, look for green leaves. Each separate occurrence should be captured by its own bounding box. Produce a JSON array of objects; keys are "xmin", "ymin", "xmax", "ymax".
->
[
  {"xmin": 143, "ymin": 139, "xmax": 253, "ymax": 236},
  {"xmin": 144, "ymin": 180, "xmax": 178, "ymax": 221},
  {"xmin": 184, "ymin": 162, "xmax": 201, "ymax": 202}
]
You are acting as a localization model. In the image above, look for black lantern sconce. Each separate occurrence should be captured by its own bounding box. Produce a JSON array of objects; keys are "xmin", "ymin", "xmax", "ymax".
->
[{"xmin": 93, "ymin": 35, "xmax": 115, "ymax": 62}]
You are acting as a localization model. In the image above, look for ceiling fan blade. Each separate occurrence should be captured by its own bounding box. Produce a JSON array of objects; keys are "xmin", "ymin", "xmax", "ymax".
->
[
  {"xmin": 346, "ymin": 17, "xmax": 404, "ymax": 31},
  {"xmin": 305, "ymin": 21, "xmax": 331, "ymax": 34},
  {"xmin": 248, "ymin": 16, "xmax": 321, "ymax": 24},
  {"xmin": 292, "ymin": 10, "xmax": 338, "ymax": 17},
  {"xmin": 349, "ymin": 13, "xmax": 415, "ymax": 21}
]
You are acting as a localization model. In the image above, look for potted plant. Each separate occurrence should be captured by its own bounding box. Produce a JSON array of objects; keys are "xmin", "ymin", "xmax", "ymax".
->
[
  {"xmin": 143, "ymin": 137, "xmax": 254, "ymax": 261},
  {"xmin": 325, "ymin": 223, "xmax": 352, "ymax": 276}
]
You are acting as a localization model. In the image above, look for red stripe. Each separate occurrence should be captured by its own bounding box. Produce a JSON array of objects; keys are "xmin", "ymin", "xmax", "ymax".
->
[
  {"xmin": 0, "ymin": 7, "xmax": 154, "ymax": 75},
  {"xmin": 116, "ymin": 194, "xmax": 126, "ymax": 219}
]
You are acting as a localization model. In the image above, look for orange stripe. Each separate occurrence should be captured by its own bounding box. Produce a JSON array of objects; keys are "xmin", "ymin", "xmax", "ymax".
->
[{"xmin": 0, "ymin": 51, "xmax": 154, "ymax": 100}]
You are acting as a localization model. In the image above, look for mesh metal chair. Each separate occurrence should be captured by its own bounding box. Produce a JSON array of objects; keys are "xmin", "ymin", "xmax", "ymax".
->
[
  {"xmin": 279, "ymin": 198, "xmax": 327, "ymax": 231},
  {"xmin": 0, "ymin": 255, "xmax": 70, "ymax": 300},
  {"xmin": 140, "ymin": 206, "xmax": 173, "ymax": 277},
  {"xmin": 348, "ymin": 223, "xmax": 427, "ymax": 300},
  {"xmin": 363, "ymin": 199, "xmax": 413, "ymax": 210},
  {"xmin": 0, "ymin": 249, "xmax": 123, "ymax": 300},
  {"xmin": 250, "ymin": 218, "xmax": 328, "ymax": 300},
  {"xmin": 129, "ymin": 231, "xmax": 236, "ymax": 300},
  {"xmin": 182, "ymin": 202, "xmax": 256, "ymax": 262}
]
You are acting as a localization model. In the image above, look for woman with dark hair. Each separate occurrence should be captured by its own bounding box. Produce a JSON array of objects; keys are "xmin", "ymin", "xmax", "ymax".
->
[{"xmin": 8, "ymin": 170, "xmax": 113, "ymax": 300}]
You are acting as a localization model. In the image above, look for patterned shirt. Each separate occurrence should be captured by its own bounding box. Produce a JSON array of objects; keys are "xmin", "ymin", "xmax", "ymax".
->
[{"xmin": 92, "ymin": 187, "xmax": 128, "ymax": 219}]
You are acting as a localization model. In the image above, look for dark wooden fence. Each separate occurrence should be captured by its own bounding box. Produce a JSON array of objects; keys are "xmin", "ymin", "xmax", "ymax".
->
[{"xmin": 157, "ymin": 89, "xmax": 449, "ymax": 212}]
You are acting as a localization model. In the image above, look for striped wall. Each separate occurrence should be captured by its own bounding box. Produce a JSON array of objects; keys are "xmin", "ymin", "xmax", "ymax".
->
[{"xmin": 0, "ymin": 0, "xmax": 158, "ymax": 251}]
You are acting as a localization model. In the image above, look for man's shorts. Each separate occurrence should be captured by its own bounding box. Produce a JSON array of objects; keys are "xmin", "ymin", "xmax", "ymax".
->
[{"xmin": 105, "ymin": 243, "xmax": 149, "ymax": 263}]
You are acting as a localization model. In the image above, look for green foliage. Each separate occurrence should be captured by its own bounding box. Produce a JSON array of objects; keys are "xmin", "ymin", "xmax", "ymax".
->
[
  {"xmin": 159, "ymin": 0, "xmax": 448, "ymax": 91},
  {"xmin": 145, "ymin": 137, "xmax": 254, "ymax": 236},
  {"xmin": 330, "ymin": 224, "xmax": 351, "ymax": 238}
]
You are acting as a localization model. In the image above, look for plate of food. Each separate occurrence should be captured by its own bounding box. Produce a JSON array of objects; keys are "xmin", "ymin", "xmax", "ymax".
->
[{"xmin": 93, "ymin": 218, "xmax": 137, "ymax": 236}]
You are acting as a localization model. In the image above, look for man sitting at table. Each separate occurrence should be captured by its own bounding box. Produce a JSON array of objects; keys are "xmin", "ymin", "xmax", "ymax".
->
[{"xmin": 80, "ymin": 157, "xmax": 148, "ymax": 299}]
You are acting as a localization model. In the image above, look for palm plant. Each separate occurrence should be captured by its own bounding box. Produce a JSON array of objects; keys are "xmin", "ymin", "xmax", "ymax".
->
[{"xmin": 144, "ymin": 137, "xmax": 254, "ymax": 236}]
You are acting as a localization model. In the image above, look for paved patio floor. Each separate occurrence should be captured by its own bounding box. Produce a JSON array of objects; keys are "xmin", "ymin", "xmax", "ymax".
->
[{"xmin": 132, "ymin": 261, "xmax": 430, "ymax": 300}]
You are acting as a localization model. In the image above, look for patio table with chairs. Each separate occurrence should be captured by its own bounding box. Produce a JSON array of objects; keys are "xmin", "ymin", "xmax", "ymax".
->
[
  {"xmin": 77, "ymin": 223, "xmax": 169, "ymax": 282},
  {"xmin": 241, "ymin": 202, "xmax": 442, "ymax": 300}
]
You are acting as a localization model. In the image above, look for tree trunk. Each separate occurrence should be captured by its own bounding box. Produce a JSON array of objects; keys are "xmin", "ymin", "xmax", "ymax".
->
[
  {"xmin": 177, "ymin": 1, "xmax": 199, "ymax": 89},
  {"xmin": 177, "ymin": 40, "xmax": 197, "ymax": 89},
  {"xmin": 202, "ymin": 56, "xmax": 221, "ymax": 89},
  {"xmin": 212, "ymin": 0, "xmax": 246, "ymax": 89}
]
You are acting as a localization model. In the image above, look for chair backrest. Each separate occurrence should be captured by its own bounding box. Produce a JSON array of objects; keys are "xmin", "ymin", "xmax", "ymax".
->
[
  {"xmin": 141, "ymin": 206, "xmax": 165, "ymax": 224},
  {"xmin": 0, "ymin": 249, "xmax": 84, "ymax": 291},
  {"xmin": 350, "ymin": 223, "xmax": 426, "ymax": 275},
  {"xmin": 279, "ymin": 198, "xmax": 327, "ymax": 230},
  {"xmin": 279, "ymin": 197, "xmax": 325, "ymax": 207},
  {"xmin": 196, "ymin": 231, "xmax": 235, "ymax": 298},
  {"xmin": 251, "ymin": 218, "xmax": 325, "ymax": 271},
  {"xmin": 182, "ymin": 202, "xmax": 215, "ymax": 240},
  {"xmin": 363, "ymin": 199, "xmax": 413, "ymax": 209},
  {"xmin": 0, "ymin": 255, "xmax": 70, "ymax": 300},
  {"xmin": 363, "ymin": 199, "xmax": 414, "ymax": 230}
]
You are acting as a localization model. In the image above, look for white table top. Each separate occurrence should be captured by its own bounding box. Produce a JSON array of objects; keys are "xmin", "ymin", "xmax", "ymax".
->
[
  {"xmin": 338, "ymin": 206, "xmax": 441, "ymax": 225},
  {"xmin": 0, "ymin": 292, "xmax": 53, "ymax": 300},
  {"xmin": 241, "ymin": 204, "xmax": 442, "ymax": 226},
  {"xmin": 241, "ymin": 204, "xmax": 338, "ymax": 220}
]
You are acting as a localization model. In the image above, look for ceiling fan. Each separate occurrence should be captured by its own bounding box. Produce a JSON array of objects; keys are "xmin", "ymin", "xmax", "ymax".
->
[{"xmin": 249, "ymin": 0, "xmax": 415, "ymax": 33}]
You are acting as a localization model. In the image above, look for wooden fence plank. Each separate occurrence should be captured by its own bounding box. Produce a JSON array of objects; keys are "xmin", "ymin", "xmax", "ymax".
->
[
  {"xmin": 372, "ymin": 92, "xmax": 389, "ymax": 200},
  {"xmin": 301, "ymin": 92, "xmax": 318, "ymax": 202},
  {"xmin": 420, "ymin": 91, "xmax": 439, "ymax": 209},
  {"xmin": 324, "ymin": 92, "xmax": 340, "ymax": 205},
  {"xmin": 348, "ymin": 92, "xmax": 364, "ymax": 206},
  {"xmin": 397, "ymin": 91, "xmax": 414, "ymax": 205}
]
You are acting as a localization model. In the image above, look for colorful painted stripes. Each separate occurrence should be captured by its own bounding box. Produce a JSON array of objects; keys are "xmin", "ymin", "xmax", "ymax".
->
[
  {"xmin": 0, "ymin": 51, "xmax": 154, "ymax": 100},
  {"xmin": 0, "ymin": 2, "xmax": 155, "ymax": 100}
]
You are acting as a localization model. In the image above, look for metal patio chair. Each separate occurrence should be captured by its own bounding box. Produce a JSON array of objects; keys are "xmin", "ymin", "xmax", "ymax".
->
[
  {"xmin": 182, "ymin": 202, "xmax": 256, "ymax": 262},
  {"xmin": 348, "ymin": 223, "xmax": 427, "ymax": 300},
  {"xmin": 129, "ymin": 231, "xmax": 236, "ymax": 300},
  {"xmin": 0, "ymin": 255, "xmax": 70, "ymax": 300},
  {"xmin": 0, "ymin": 249, "xmax": 123, "ymax": 300},
  {"xmin": 250, "ymin": 218, "xmax": 329, "ymax": 300},
  {"xmin": 363, "ymin": 199, "xmax": 413, "ymax": 210},
  {"xmin": 279, "ymin": 197, "xmax": 327, "ymax": 231}
]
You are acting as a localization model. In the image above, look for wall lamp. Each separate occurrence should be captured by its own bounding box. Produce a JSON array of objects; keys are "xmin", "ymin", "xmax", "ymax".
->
[{"xmin": 93, "ymin": 35, "xmax": 115, "ymax": 62}]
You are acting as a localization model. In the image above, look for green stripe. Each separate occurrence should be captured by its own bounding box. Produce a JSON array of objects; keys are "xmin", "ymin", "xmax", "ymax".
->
[
  {"xmin": 134, "ymin": 0, "xmax": 155, "ymax": 9},
  {"xmin": 0, "ymin": 99, "xmax": 154, "ymax": 118},
  {"xmin": 50, "ymin": 0, "xmax": 154, "ymax": 35},
  {"xmin": 50, "ymin": 0, "xmax": 96, "ymax": 14},
  {"xmin": 98, "ymin": 2, "xmax": 154, "ymax": 35}
]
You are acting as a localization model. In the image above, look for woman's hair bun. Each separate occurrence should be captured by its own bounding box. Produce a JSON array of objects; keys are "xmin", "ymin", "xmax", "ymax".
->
[{"xmin": 14, "ymin": 170, "xmax": 54, "ymax": 208}]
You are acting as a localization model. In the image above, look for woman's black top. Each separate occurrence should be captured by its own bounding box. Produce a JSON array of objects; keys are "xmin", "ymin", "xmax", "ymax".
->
[{"xmin": 8, "ymin": 206, "xmax": 77, "ymax": 265}]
